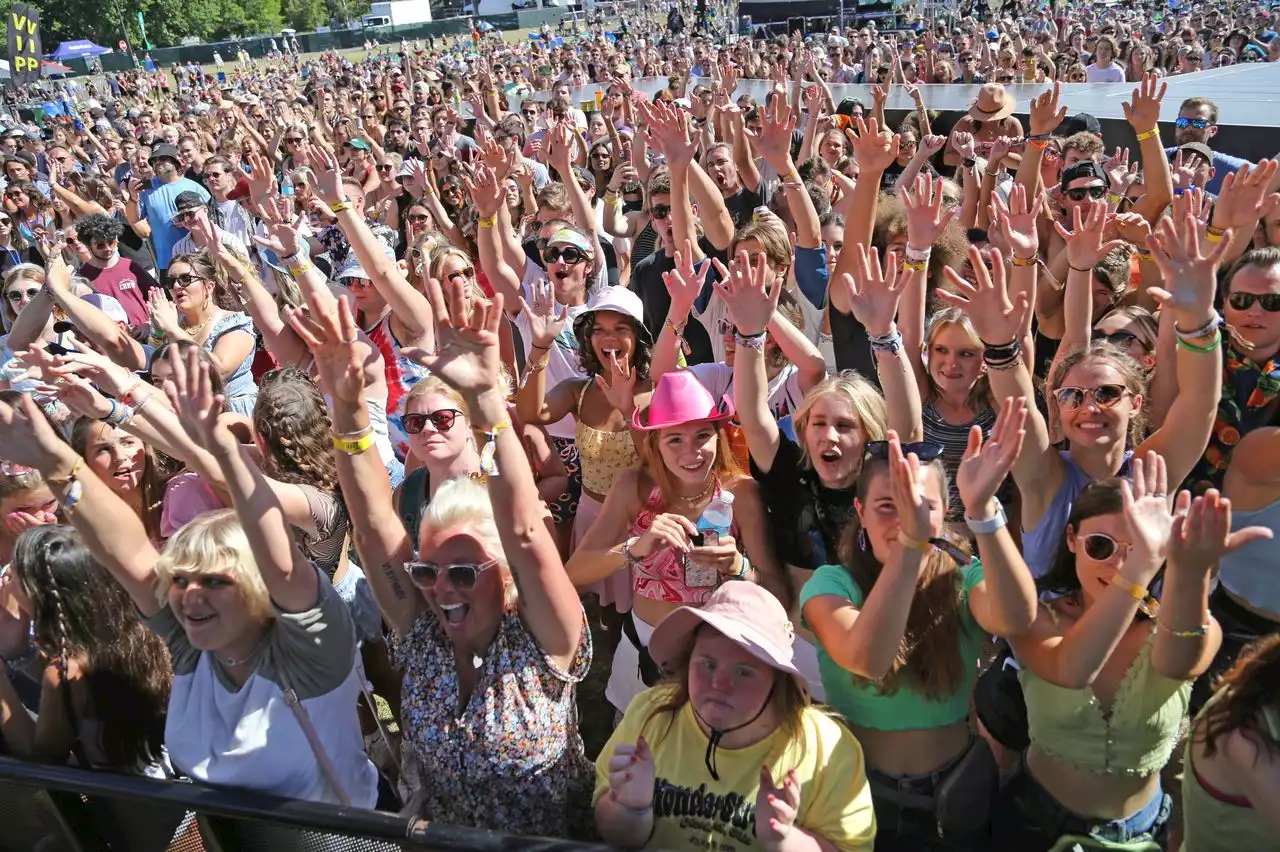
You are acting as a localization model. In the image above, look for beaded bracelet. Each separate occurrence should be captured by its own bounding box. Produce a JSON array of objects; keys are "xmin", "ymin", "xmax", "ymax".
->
[{"xmin": 1158, "ymin": 620, "xmax": 1210, "ymax": 638}]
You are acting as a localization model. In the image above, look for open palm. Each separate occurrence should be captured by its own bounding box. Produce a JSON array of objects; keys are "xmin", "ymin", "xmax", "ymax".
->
[{"xmin": 406, "ymin": 278, "xmax": 503, "ymax": 397}]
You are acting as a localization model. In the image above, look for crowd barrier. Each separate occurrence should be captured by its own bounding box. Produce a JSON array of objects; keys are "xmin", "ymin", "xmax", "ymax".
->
[{"xmin": 0, "ymin": 757, "xmax": 615, "ymax": 852}]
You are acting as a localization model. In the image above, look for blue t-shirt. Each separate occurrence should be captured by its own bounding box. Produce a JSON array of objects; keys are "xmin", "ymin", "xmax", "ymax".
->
[
  {"xmin": 139, "ymin": 177, "xmax": 210, "ymax": 270},
  {"xmin": 1164, "ymin": 146, "xmax": 1252, "ymax": 196}
]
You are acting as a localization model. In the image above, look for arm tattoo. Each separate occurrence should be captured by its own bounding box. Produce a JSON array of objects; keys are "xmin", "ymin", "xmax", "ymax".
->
[{"xmin": 381, "ymin": 561, "xmax": 408, "ymax": 601}]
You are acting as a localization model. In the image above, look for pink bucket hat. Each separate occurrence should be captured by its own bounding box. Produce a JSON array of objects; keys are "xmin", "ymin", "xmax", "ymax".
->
[
  {"xmin": 632, "ymin": 370, "xmax": 734, "ymax": 431},
  {"xmin": 648, "ymin": 582, "xmax": 808, "ymax": 694}
]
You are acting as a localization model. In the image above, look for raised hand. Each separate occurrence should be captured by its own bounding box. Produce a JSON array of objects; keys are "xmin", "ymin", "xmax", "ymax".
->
[
  {"xmin": 939, "ymin": 246, "xmax": 1029, "ymax": 346},
  {"xmin": 648, "ymin": 102, "xmax": 698, "ymax": 168},
  {"xmin": 756, "ymin": 767, "xmax": 802, "ymax": 852},
  {"xmin": 835, "ymin": 244, "xmax": 905, "ymax": 337},
  {"xmin": 989, "ymin": 182, "xmax": 1041, "ymax": 261},
  {"xmin": 745, "ymin": 95, "xmax": 798, "ymax": 174},
  {"xmin": 919, "ymin": 133, "xmax": 946, "ymax": 158},
  {"xmin": 409, "ymin": 276, "xmax": 504, "ymax": 398},
  {"xmin": 1028, "ymin": 81, "xmax": 1066, "ymax": 137},
  {"xmin": 478, "ymin": 136, "xmax": 512, "ymax": 181},
  {"xmin": 1120, "ymin": 451, "xmax": 1176, "ymax": 577},
  {"xmin": 518, "ymin": 278, "xmax": 566, "ymax": 349},
  {"xmin": 952, "ymin": 131, "xmax": 977, "ymax": 162},
  {"xmin": 1122, "ymin": 73, "xmax": 1166, "ymax": 136},
  {"xmin": 1144, "ymin": 205, "xmax": 1230, "ymax": 326},
  {"xmin": 245, "ymin": 151, "xmax": 276, "ymax": 202},
  {"xmin": 164, "ymin": 345, "xmax": 235, "ymax": 454},
  {"xmin": 1212, "ymin": 159, "xmax": 1280, "ymax": 231},
  {"xmin": 848, "ymin": 116, "xmax": 899, "ymax": 174},
  {"xmin": 463, "ymin": 163, "xmax": 506, "ymax": 219},
  {"xmin": 47, "ymin": 373, "xmax": 112, "ymax": 420},
  {"xmin": 147, "ymin": 288, "xmax": 182, "ymax": 336},
  {"xmin": 661, "ymin": 241, "xmax": 710, "ymax": 315},
  {"xmin": 287, "ymin": 292, "xmax": 366, "ymax": 404},
  {"xmin": 605, "ymin": 737, "xmax": 656, "ymax": 811},
  {"xmin": 711, "ymin": 250, "xmax": 781, "ymax": 338},
  {"xmin": 595, "ymin": 351, "xmax": 637, "ymax": 414},
  {"xmin": 303, "ymin": 142, "xmax": 347, "ymax": 205},
  {"xmin": 1054, "ymin": 199, "xmax": 1127, "ymax": 270},
  {"xmin": 888, "ymin": 430, "xmax": 939, "ymax": 545},
  {"xmin": 1168, "ymin": 489, "xmax": 1274, "ymax": 577},
  {"xmin": 956, "ymin": 396, "xmax": 1028, "ymax": 517},
  {"xmin": 901, "ymin": 173, "xmax": 956, "ymax": 251}
]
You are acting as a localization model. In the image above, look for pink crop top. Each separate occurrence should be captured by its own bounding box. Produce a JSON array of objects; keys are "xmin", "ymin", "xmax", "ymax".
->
[{"xmin": 627, "ymin": 486, "xmax": 740, "ymax": 605}]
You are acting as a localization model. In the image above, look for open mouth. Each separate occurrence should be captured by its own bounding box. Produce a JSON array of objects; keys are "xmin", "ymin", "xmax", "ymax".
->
[
  {"xmin": 112, "ymin": 465, "xmax": 135, "ymax": 483},
  {"xmin": 185, "ymin": 612, "xmax": 215, "ymax": 626},
  {"xmin": 440, "ymin": 602, "xmax": 469, "ymax": 626},
  {"xmin": 679, "ymin": 458, "xmax": 707, "ymax": 474},
  {"xmin": 818, "ymin": 449, "xmax": 841, "ymax": 464}
]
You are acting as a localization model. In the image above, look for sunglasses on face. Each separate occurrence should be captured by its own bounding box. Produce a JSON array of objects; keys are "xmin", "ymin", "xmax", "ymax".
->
[
  {"xmin": 1175, "ymin": 117, "xmax": 1212, "ymax": 129},
  {"xmin": 1092, "ymin": 329, "xmax": 1141, "ymax": 347},
  {"xmin": 0, "ymin": 216, "xmax": 10, "ymax": 225},
  {"xmin": 864, "ymin": 440, "xmax": 946, "ymax": 461},
  {"xmin": 378, "ymin": 164, "xmax": 396, "ymax": 171},
  {"xmin": 403, "ymin": 557, "xmax": 500, "ymax": 589},
  {"xmin": 649, "ymin": 204, "xmax": 671, "ymax": 220},
  {"xmin": 1065, "ymin": 185, "xmax": 1108, "ymax": 202},
  {"xmin": 543, "ymin": 245, "xmax": 586, "ymax": 265},
  {"xmin": 1081, "ymin": 532, "xmax": 1130, "ymax": 562},
  {"xmin": 407, "ymin": 213, "xmax": 431, "ymax": 224},
  {"xmin": 170, "ymin": 273, "xmax": 204, "ymax": 288},
  {"xmin": 1054, "ymin": 383, "xmax": 1128, "ymax": 411},
  {"xmin": 5, "ymin": 287, "xmax": 39, "ymax": 302},
  {"xmin": 1227, "ymin": 291, "xmax": 1280, "ymax": 312},
  {"xmin": 403, "ymin": 408, "xmax": 462, "ymax": 434},
  {"xmin": 346, "ymin": 277, "xmax": 374, "ymax": 290},
  {"xmin": 285, "ymin": 136, "xmax": 304, "ymax": 144}
]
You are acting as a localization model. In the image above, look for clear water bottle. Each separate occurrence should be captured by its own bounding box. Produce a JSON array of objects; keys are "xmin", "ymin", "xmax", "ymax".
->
[
  {"xmin": 280, "ymin": 173, "xmax": 294, "ymax": 197},
  {"xmin": 696, "ymin": 491, "xmax": 735, "ymax": 547}
]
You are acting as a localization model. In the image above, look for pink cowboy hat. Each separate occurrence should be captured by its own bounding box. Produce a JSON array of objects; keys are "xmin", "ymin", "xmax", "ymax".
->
[
  {"xmin": 648, "ymin": 582, "xmax": 808, "ymax": 695},
  {"xmin": 632, "ymin": 370, "xmax": 734, "ymax": 431}
]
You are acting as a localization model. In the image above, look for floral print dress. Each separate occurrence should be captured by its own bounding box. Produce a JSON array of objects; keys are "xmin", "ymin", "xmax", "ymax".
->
[{"xmin": 394, "ymin": 607, "xmax": 595, "ymax": 839}]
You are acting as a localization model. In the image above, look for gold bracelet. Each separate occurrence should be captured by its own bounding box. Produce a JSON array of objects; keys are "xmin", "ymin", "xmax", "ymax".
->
[
  {"xmin": 478, "ymin": 216, "xmax": 496, "ymax": 229},
  {"xmin": 330, "ymin": 201, "xmax": 351, "ymax": 214},
  {"xmin": 1135, "ymin": 128, "xmax": 1159, "ymax": 142},
  {"xmin": 1108, "ymin": 573, "xmax": 1149, "ymax": 604},
  {"xmin": 1158, "ymin": 620, "xmax": 1210, "ymax": 638},
  {"xmin": 332, "ymin": 432, "xmax": 375, "ymax": 455}
]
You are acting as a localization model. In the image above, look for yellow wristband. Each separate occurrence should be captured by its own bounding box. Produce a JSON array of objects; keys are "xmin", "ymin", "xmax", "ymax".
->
[
  {"xmin": 330, "ymin": 201, "xmax": 351, "ymax": 214},
  {"xmin": 1135, "ymin": 128, "xmax": 1159, "ymax": 142},
  {"xmin": 332, "ymin": 432, "xmax": 375, "ymax": 455},
  {"xmin": 901, "ymin": 259, "xmax": 928, "ymax": 273},
  {"xmin": 1010, "ymin": 254, "xmax": 1036, "ymax": 267},
  {"xmin": 478, "ymin": 216, "xmax": 496, "ymax": 229},
  {"xmin": 1108, "ymin": 573, "xmax": 1149, "ymax": 603},
  {"xmin": 288, "ymin": 260, "xmax": 312, "ymax": 276},
  {"xmin": 1205, "ymin": 230, "xmax": 1224, "ymax": 244},
  {"xmin": 895, "ymin": 532, "xmax": 932, "ymax": 553}
]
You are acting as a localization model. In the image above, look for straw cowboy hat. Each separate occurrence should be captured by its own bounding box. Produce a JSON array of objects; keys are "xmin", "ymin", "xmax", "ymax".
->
[{"xmin": 967, "ymin": 83, "xmax": 1017, "ymax": 122}]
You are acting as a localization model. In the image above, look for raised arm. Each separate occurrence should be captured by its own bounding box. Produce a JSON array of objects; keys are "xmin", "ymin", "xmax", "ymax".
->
[
  {"xmin": 650, "ymin": 244, "xmax": 711, "ymax": 382},
  {"xmin": 719, "ymin": 250, "xmax": 783, "ymax": 471},
  {"xmin": 1049, "ymin": 200, "xmax": 1128, "ymax": 379},
  {"xmin": 514, "ymin": 277, "xmax": 578, "ymax": 426},
  {"xmin": 899, "ymin": 174, "xmax": 958, "ymax": 395},
  {"xmin": 45, "ymin": 256, "xmax": 147, "ymax": 372},
  {"xmin": 1124, "ymin": 75, "xmax": 1174, "ymax": 224}
]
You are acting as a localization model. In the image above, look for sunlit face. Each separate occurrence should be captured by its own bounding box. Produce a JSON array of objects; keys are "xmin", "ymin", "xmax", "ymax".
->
[
  {"xmin": 657, "ymin": 421, "xmax": 720, "ymax": 485},
  {"xmin": 413, "ymin": 523, "xmax": 508, "ymax": 647},
  {"xmin": 167, "ymin": 261, "xmax": 215, "ymax": 314},
  {"xmin": 1068, "ymin": 510, "xmax": 1132, "ymax": 607},
  {"xmin": 588, "ymin": 113, "xmax": 607, "ymax": 139},
  {"xmin": 168, "ymin": 567, "xmax": 260, "ymax": 652},
  {"xmin": 855, "ymin": 463, "xmax": 947, "ymax": 562},
  {"xmin": 589, "ymin": 309, "xmax": 637, "ymax": 369},
  {"xmin": 3, "ymin": 276, "xmax": 39, "ymax": 315},
  {"xmin": 803, "ymin": 394, "xmax": 866, "ymax": 488},
  {"xmin": 1175, "ymin": 103, "xmax": 1216, "ymax": 145},
  {"xmin": 1055, "ymin": 360, "xmax": 1140, "ymax": 450},
  {"xmin": 1094, "ymin": 315, "xmax": 1154, "ymax": 369},
  {"xmin": 704, "ymin": 148, "xmax": 739, "ymax": 193},
  {"xmin": 819, "ymin": 130, "xmax": 846, "ymax": 164},
  {"xmin": 83, "ymin": 421, "xmax": 146, "ymax": 497},
  {"xmin": 928, "ymin": 322, "xmax": 985, "ymax": 397},
  {"xmin": 1226, "ymin": 263, "xmax": 1280, "ymax": 357},
  {"xmin": 405, "ymin": 391, "xmax": 471, "ymax": 464},
  {"xmin": 688, "ymin": 629, "xmax": 780, "ymax": 732},
  {"xmin": 821, "ymin": 221, "xmax": 844, "ymax": 272}
]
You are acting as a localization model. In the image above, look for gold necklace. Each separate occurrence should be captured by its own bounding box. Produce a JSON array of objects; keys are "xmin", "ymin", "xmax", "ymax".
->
[
  {"xmin": 182, "ymin": 315, "xmax": 212, "ymax": 339},
  {"xmin": 676, "ymin": 476, "xmax": 717, "ymax": 507}
]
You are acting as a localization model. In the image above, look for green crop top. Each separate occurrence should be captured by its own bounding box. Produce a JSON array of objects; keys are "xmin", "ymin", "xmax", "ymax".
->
[
  {"xmin": 799, "ymin": 559, "xmax": 985, "ymax": 732},
  {"xmin": 1020, "ymin": 608, "xmax": 1189, "ymax": 777}
]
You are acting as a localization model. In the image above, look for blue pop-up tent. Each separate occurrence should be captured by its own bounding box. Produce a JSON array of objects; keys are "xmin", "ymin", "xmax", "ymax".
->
[{"xmin": 48, "ymin": 40, "xmax": 112, "ymax": 62}]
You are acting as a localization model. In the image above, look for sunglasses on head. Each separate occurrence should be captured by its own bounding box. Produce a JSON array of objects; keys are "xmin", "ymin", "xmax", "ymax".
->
[
  {"xmin": 1092, "ymin": 329, "xmax": 1141, "ymax": 347},
  {"xmin": 403, "ymin": 557, "xmax": 500, "ymax": 589},
  {"xmin": 543, "ymin": 245, "xmax": 587, "ymax": 265},
  {"xmin": 1228, "ymin": 291, "xmax": 1280, "ymax": 312},
  {"xmin": 864, "ymin": 440, "xmax": 946, "ymax": 461},
  {"xmin": 1065, "ymin": 185, "xmax": 1108, "ymax": 202},
  {"xmin": 649, "ymin": 204, "xmax": 671, "ymax": 220},
  {"xmin": 1081, "ymin": 532, "xmax": 1131, "ymax": 562},
  {"xmin": 1054, "ymin": 383, "xmax": 1128, "ymax": 411},
  {"xmin": 5, "ymin": 287, "xmax": 39, "ymax": 302},
  {"xmin": 402, "ymin": 408, "xmax": 462, "ymax": 434}
]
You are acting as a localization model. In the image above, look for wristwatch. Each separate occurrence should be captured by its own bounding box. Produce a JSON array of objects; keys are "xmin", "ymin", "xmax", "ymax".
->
[{"xmin": 965, "ymin": 497, "xmax": 1007, "ymax": 535}]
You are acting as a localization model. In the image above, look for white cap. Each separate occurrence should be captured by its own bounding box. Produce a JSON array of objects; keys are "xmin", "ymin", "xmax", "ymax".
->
[{"xmin": 81, "ymin": 293, "xmax": 128, "ymax": 323}]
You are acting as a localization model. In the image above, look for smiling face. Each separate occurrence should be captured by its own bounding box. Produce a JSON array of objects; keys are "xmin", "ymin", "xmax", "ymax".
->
[
  {"xmin": 656, "ymin": 421, "xmax": 720, "ymax": 486},
  {"xmin": 589, "ymin": 309, "xmax": 637, "ymax": 369},
  {"xmin": 855, "ymin": 462, "xmax": 947, "ymax": 563},
  {"xmin": 1055, "ymin": 359, "xmax": 1141, "ymax": 449},
  {"xmin": 168, "ymin": 567, "xmax": 260, "ymax": 652},
  {"xmin": 928, "ymin": 322, "xmax": 985, "ymax": 398},
  {"xmin": 1068, "ymin": 510, "xmax": 1131, "ymax": 607},
  {"xmin": 414, "ymin": 522, "xmax": 508, "ymax": 647},
  {"xmin": 802, "ymin": 393, "xmax": 865, "ymax": 488},
  {"xmin": 83, "ymin": 421, "xmax": 146, "ymax": 497},
  {"xmin": 1094, "ymin": 314, "xmax": 1155, "ymax": 369},
  {"xmin": 687, "ymin": 629, "xmax": 780, "ymax": 732},
  {"xmin": 1226, "ymin": 261, "xmax": 1280, "ymax": 358}
]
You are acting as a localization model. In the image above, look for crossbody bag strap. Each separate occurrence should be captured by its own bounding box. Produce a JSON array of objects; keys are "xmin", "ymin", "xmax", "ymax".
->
[
  {"xmin": 277, "ymin": 666, "xmax": 352, "ymax": 807},
  {"xmin": 355, "ymin": 654, "xmax": 401, "ymax": 772}
]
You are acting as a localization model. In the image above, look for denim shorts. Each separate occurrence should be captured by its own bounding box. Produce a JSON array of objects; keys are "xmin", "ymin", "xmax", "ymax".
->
[
  {"xmin": 992, "ymin": 754, "xmax": 1171, "ymax": 850},
  {"xmin": 333, "ymin": 563, "xmax": 385, "ymax": 645},
  {"xmin": 865, "ymin": 744, "xmax": 993, "ymax": 851}
]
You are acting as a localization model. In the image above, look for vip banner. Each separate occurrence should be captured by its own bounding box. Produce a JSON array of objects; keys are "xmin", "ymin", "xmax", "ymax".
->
[{"xmin": 7, "ymin": 3, "xmax": 42, "ymax": 87}]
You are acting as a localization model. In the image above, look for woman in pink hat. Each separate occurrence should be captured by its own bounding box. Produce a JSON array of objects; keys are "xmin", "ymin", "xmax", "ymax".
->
[
  {"xmin": 566, "ymin": 369, "xmax": 781, "ymax": 715},
  {"xmin": 594, "ymin": 581, "xmax": 877, "ymax": 851}
]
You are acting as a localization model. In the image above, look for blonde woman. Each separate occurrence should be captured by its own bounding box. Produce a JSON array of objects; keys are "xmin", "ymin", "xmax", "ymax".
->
[{"xmin": 0, "ymin": 364, "xmax": 378, "ymax": 806}]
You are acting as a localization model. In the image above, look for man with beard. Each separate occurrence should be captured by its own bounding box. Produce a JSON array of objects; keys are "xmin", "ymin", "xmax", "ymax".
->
[
  {"xmin": 133, "ymin": 143, "xmax": 210, "ymax": 276},
  {"xmin": 702, "ymin": 140, "xmax": 769, "ymax": 229},
  {"xmin": 73, "ymin": 212, "xmax": 158, "ymax": 330}
]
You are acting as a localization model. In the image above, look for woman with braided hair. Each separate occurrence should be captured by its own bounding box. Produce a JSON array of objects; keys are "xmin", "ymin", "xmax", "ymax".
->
[{"xmin": 0, "ymin": 525, "xmax": 171, "ymax": 775}]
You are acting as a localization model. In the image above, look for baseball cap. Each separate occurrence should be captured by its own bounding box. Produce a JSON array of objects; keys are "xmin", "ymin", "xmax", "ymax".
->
[
  {"xmin": 1054, "ymin": 112, "xmax": 1103, "ymax": 138},
  {"xmin": 81, "ymin": 293, "xmax": 128, "ymax": 324},
  {"xmin": 1178, "ymin": 141, "xmax": 1214, "ymax": 163}
]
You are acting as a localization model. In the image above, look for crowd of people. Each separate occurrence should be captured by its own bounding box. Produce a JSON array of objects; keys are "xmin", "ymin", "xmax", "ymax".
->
[{"xmin": 0, "ymin": 1, "xmax": 1279, "ymax": 850}]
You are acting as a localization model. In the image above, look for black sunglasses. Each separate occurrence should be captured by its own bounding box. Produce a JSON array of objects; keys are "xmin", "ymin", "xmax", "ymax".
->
[
  {"xmin": 1228, "ymin": 291, "xmax": 1280, "ymax": 312},
  {"xmin": 864, "ymin": 440, "xmax": 945, "ymax": 462},
  {"xmin": 649, "ymin": 204, "xmax": 671, "ymax": 220},
  {"xmin": 402, "ymin": 408, "xmax": 461, "ymax": 434},
  {"xmin": 403, "ymin": 557, "xmax": 499, "ymax": 588},
  {"xmin": 170, "ymin": 273, "xmax": 204, "ymax": 288},
  {"xmin": 1065, "ymin": 186, "xmax": 1108, "ymax": 201},
  {"xmin": 543, "ymin": 245, "xmax": 586, "ymax": 265},
  {"xmin": 1091, "ymin": 329, "xmax": 1141, "ymax": 347}
]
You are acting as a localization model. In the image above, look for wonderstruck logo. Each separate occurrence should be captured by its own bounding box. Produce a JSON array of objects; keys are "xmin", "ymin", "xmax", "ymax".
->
[{"xmin": 653, "ymin": 777, "xmax": 757, "ymax": 848}]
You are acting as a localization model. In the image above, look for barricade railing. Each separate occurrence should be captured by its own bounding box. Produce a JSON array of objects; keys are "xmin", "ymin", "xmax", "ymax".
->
[{"xmin": 0, "ymin": 757, "xmax": 615, "ymax": 852}]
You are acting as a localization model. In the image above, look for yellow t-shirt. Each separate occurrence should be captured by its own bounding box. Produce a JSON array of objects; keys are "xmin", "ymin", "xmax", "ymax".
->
[{"xmin": 593, "ymin": 686, "xmax": 877, "ymax": 852}]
